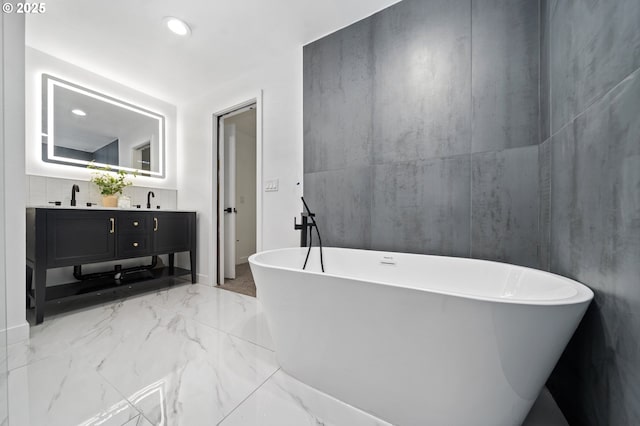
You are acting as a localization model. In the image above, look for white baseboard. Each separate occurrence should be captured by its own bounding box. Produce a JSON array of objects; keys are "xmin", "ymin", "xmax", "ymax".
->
[
  {"xmin": 3, "ymin": 322, "xmax": 30, "ymax": 345},
  {"xmin": 196, "ymin": 273, "xmax": 210, "ymax": 285}
]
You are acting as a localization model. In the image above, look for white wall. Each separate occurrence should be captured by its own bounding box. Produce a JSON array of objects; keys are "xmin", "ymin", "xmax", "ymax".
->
[
  {"xmin": 25, "ymin": 47, "xmax": 178, "ymax": 189},
  {"xmin": 26, "ymin": 175, "xmax": 177, "ymax": 210},
  {"xmin": 0, "ymin": 2, "xmax": 8, "ymax": 360},
  {"xmin": 177, "ymin": 49, "xmax": 303, "ymax": 284},
  {"xmin": 2, "ymin": 10, "xmax": 28, "ymax": 343}
]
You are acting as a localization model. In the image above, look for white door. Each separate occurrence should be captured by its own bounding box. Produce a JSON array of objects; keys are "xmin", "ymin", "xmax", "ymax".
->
[{"xmin": 223, "ymin": 121, "xmax": 237, "ymax": 280}]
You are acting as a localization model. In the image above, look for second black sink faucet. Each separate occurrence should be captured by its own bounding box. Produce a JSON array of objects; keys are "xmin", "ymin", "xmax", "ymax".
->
[
  {"xmin": 71, "ymin": 184, "xmax": 80, "ymax": 206},
  {"xmin": 147, "ymin": 191, "xmax": 155, "ymax": 209}
]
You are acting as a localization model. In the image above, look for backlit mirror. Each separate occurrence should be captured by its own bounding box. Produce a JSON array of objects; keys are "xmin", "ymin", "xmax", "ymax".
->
[{"xmin": 42, "ymin": 74, "xmax": 165, "ymax": 177}]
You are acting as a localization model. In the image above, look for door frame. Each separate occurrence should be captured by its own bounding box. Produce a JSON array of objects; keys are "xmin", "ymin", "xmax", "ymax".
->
[{"xmin": 212, "ymin": 92, "xmax": 263, "ymax": 285}]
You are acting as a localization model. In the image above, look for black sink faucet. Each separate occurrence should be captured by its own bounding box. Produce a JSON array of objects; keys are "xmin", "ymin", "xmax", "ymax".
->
[
  {"xmin": 147, "ymin": 191, "xmax": 155, "ymax": 209},
  {"xmin": 71, "ymin": 184, "xmax": 80, "ymax": 206}
]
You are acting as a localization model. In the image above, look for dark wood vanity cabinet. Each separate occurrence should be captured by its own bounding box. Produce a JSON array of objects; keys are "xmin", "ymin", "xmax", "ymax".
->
[
  {"xmin": 153, "ymin": 212, "xmax": 192, "ymax": 253},
  {"xmin": 45, "ymin": 210, "xmax": 116, "ymax": 267},
  {"xmin": 117, "ymin": 212, "xmax": 153, "ymax": 258},
  {"xmin": 26, "ymin": 208, "xmax": 197, "ymax": 324}
]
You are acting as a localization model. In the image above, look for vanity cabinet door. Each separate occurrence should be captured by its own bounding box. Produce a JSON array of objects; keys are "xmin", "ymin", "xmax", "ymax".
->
[
  {"xmin": 152, "ymin": 212, "xmax": 193, "ymax": 254},
  {"xmin": 46, "ymin": 210, "xmax": 116, "ymax": 267}
]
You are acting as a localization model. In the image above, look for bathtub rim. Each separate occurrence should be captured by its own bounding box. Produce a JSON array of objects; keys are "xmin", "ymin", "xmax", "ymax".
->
[{"xmin": 249, "ymin": 247, "xmax": 594, "ymax": 307}]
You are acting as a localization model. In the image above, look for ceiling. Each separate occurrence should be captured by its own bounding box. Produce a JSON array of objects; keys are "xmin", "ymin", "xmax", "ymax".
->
[{"xmin": 26, "ymin": 0, "xmax": 401, "ymax": 105}]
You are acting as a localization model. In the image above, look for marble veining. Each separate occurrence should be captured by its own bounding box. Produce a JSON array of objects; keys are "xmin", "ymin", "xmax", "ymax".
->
[
  {"xmin": 7, "ymin": 282, "xmax": 567, "ymax": 425},
  {"xmin": 219, "ymin": 370, "xmax": 392, "ymax": 426}
]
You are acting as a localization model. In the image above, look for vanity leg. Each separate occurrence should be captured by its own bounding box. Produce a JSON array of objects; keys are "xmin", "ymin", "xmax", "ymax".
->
[
  {"xmin": 34, "ymin": 264, "xmax": 47, "ymax": 325},
  {"xmin": 26, "ymin": 265, "xmax": 33, "ymax": 309},
  {"xmin": 168, "ymin": 253, "xmax": 175, "ymax": 275},
  {"xmin": 190, "ymin": 250, "xmax": 196, "ymax": 284}
]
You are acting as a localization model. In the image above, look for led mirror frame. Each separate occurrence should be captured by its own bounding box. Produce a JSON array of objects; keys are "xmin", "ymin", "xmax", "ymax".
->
[{"xmin": 42, "ymin": 74, "xmax": 166, "ymax": 178}]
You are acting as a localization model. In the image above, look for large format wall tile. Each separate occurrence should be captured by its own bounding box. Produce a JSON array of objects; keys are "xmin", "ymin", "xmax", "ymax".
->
[
  {"xmin": 548, "ymin": 68, "xmax": 640, "ymax": 426},
  {"xmin": 471, "ymin": 145, "xmax": 540, "ymax": 268},
  {"xmin": 538, "ymin": 139, "xmax": 551, "ymax": 271},
  {"xmin": 472, "ymin": 0, "xmax": 540, "ymax": 153},
  {"xmin": 371, "ymin": 0, "xmax": 471, "ymax": 163},
  {"xmin": 370, "ymin": 155, "xmax": 471, "ymax": 257},
  {"xmin": 303, "ymin": 19, "xmax": 373, "ymax": 174},
  {"xmin": 550, "ymin": 0, "xmax": 640, "ymax": 132},
  {"xmin": 539, "ymin": 0, "xmax": 551, "ymax": 142},
  {"xmin": 303, "ymin": 167, "xmax": 372, "ymax": 249}
]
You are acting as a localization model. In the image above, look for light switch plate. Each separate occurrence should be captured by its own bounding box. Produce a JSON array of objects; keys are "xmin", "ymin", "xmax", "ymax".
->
[{"xmin": 265, "ymin": 179, "xmax": 279, "ymax": 192}]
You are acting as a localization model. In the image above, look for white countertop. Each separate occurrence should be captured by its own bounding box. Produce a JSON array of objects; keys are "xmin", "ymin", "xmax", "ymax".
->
[{"xmin": 27, "ymin": 205, "xmax": 196, "ymax": 212}]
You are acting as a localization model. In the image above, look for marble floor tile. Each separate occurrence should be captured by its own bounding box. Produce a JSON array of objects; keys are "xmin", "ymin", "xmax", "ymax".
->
[
  {"xmin": 94, "ymin": 311, "xmax": 278, "ymax": 426},
  {"xmin": 8, "ymin": 353, "xmax": 142, "ymax": 426},
  {"xmin": 25, "ymin": 294, "xmax": 177, "ymax": 368},
  {"xmin": 8, "ymin": 280, "xmax": 567, "ymax": 426},
  {"xmin": 145, "ymin": 283, "xmax": 274, "ymax": 350},
  {"xmin": 220, "ymin": 369, "xmax": 392, "ymax": 426}
]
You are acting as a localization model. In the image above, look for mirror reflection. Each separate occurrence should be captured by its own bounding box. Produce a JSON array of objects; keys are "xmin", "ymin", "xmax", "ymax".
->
[{"xmin": 42, "ymin": 74, "xmax": 165, "ymax": 177}]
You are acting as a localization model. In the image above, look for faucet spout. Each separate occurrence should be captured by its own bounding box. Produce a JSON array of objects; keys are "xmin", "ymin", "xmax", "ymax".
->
[
  {"xmin": 71, "ymin": 184, "xmax": 80, "ymax": 206},
  {"xmin": 147, "ymin": 191, "xmax": 155, "ymax": 209}
]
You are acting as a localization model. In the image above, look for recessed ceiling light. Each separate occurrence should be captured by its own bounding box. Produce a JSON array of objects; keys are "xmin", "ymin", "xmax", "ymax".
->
[
  {"xmin": 163, "ymin": 17, "xmax": 191, "ymax": 36},
  {"xmin": 71, "ymin": 109, "xmax": 86, "ymax": 116}
]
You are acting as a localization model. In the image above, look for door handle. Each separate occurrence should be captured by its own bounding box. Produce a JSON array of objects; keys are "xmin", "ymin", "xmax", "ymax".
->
[
  {"xmin": 154, "ymin": 217, "xmax": 158, "ymax": 231},
  {"xmin": 110, "ymin": 218, "xmax": 115, "ymax": 233},
  {"xmin": 224, "ymin": 208, "xmax": 237, "ymax": 213}
]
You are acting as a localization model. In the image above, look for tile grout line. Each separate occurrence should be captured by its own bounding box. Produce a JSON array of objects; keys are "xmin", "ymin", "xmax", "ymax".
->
[
  {"xmin": 548, "ymin": 63, "xmax": 640, "ymax": 140},
  {"xmin": 216, "ymin": 367, "xmax": 282, "ymax": 425},
  {"xmin": 141, "ymin": 283, "xmax": 276, "ymax": 352},
  {"xmin": 93, "ymin": 367, "xmax": 153, "ymax": 426},
  {"xmin": 74, "ymin": 283, "xmax": 272, "ymax": 426},
  {"xmin": 538, "ymin": 0, "xmax": 542, "ymax": 146},
  {"xmin": 186, "ymin": 314, "xmax": 275, "ymax": 353},
  {"xmin": 546, "ymin": 0, "xmax": 553, "ymax": 272},
  {"xmin": 545, "ymin": 17, "xmax": 640, "ymax": 274}
]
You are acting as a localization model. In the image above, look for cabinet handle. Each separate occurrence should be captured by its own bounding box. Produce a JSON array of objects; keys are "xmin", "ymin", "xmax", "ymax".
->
[
  {"xmin": 133, "ymin": 221, "xmax": 139, "ymax": 227},
  {"xmin": 133, "ymin": 242, "xmax": 139, "ymax": 247},
  {"xmin": 154, "ymin": 217, "xmax": 158, "ymax": 231},
  {"xmin": 110, "ymin": 218, "xmax": 115, "ymax": 233}
]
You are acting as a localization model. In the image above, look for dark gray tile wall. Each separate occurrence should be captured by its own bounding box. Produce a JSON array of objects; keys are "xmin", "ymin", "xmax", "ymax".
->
[
  {"xmin": 471, "ymin": 145, "xmax": 540, "ymax": 267},
  {"xmin": 304, "ymin": 0, "xmax": 542, "ymax": 267},
  {"xmin": 371, "ymin": 155, "xmax": 471, "ymax": 257},
  {"xmin": 371, "ymin": 0, "xmax": 471, "ymax": 163},
  {"xmin": 303, "ymin": 167, "xmax": 373, "ymax": 249},
  {"xmin": 303, "ymin": 18, "xmax": 374, "ymax": 174},
  {"xmin": 539, "ymin": 0, "xmax": 550, "ymax": 142},
  {"xmin": 543, "ymin": 1, "xmax": 640, "ymax": 424},
  {"xmin": 547, "ymin": 68, "xmax": 640, "ymax": 426},
  {"xmin": 549, "ymin": 0, "xmax": 640, "ymax": 134},
  {"xmin": 304, "ymin": 0, "xmax": 640, "ymax": 423},
  {"xmin": 471, "ymin": 0, "xmax": 540, "ymax": 153},
  {"xmin": 537, "ymin": 139, "xmax": 551, "ymax": 271}
]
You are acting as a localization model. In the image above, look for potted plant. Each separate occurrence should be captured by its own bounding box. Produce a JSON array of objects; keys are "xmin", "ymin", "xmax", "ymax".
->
[{"xmin": 88, "ymin": 163, "xmax": 136, "ymax": 207}]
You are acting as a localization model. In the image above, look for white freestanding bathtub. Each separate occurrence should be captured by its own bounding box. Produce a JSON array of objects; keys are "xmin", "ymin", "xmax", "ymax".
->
[{"xmin": 249, "ymin": 247, "xmax": 593, "ymax": 426}]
